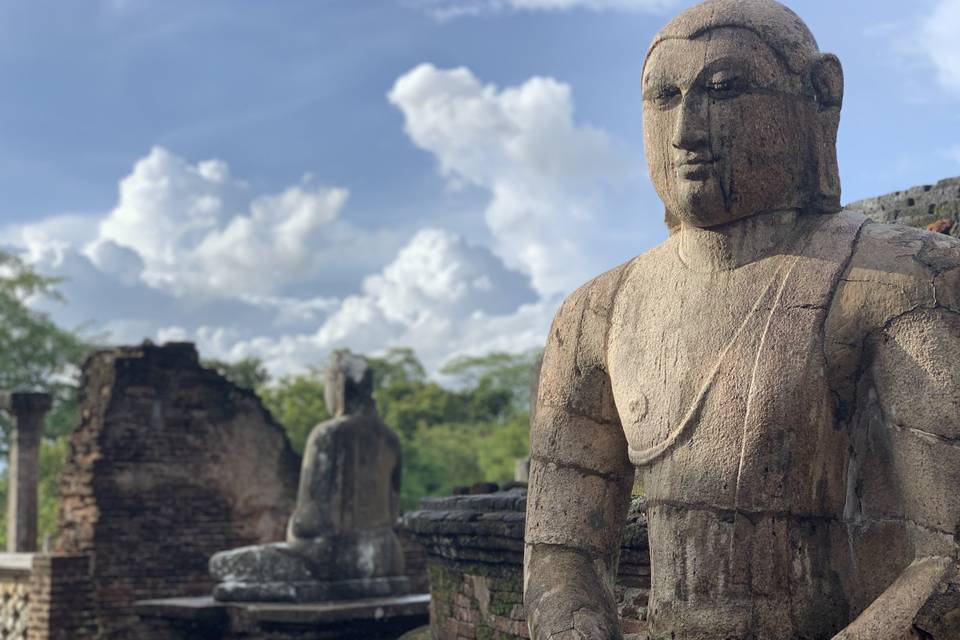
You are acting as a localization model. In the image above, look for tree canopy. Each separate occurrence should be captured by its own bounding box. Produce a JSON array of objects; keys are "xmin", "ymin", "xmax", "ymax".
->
[
  {"xmin": 0, "ymin": 251, "xmax": 92, "ymax": 443},
  {"xmin": 0, "ymin": 250, "xmax": 95, "ymax": 548},
  {"xmin": 256, "ymin": 347, "xmax": 539, "ymax": 510}
]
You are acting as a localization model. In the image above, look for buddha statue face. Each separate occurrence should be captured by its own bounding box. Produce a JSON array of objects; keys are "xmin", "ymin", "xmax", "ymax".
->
[{"xmin": 642, "ymin": 0, "xmax": 844, "ymax": 229}]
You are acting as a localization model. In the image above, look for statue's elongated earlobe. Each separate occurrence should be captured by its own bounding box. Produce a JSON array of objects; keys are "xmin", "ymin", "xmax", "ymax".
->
[
  {"xmin": 811, "ymin": 53, "xmax": 844, "ymax": 212},
  {"xmin": 812, "ymin": 53, "xmax": 844, "ymax": 111}
]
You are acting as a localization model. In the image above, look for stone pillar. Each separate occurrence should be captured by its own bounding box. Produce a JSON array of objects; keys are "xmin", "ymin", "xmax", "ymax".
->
[{"xmin": 0, "ymin": 391, "xmax": 52, "ymax": 552}]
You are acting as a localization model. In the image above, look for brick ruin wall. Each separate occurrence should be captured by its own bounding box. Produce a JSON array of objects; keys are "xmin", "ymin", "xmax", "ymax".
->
[
  {"xmin": 57, "ymin": 342, "xmax": 302, "ymax": 639},
  {"xmin": 0, "ymin": 554, "xmax": 99, "ymax": 640},
  {"xmin": 29, "ymin": 554, "xmax": 98, "ymax": 640},
  {"xmin": 848, "ymin": 175, "xmax": 960, "ymax": 237},
  {"xmin": 404, "ymin": 490, "xmax": 650, "ymax": 640}
]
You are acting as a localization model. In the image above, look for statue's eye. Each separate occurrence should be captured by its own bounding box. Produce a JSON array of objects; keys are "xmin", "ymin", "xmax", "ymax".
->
[
  {"xmin": 652, "ymin": 85, "xmax": 681, "ymax": 108},
  {"xmin": 706, "ymin": 74, "xmax": 746, "ymax": 99}
]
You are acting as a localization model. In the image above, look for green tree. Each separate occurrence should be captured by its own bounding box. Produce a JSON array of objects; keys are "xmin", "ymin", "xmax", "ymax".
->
[
  {"xmin": 203, "ymin": 357, "xmax": 271, "ymax": 391},
  {"xmin": 0, "ymin": 250, "xmax": 93, "ymax": 548},
  {"xmin": 258, "ymin": 371, "xmax": 331, "ymax": 455},
  {"xmin": 441, "ymin": 350, "xmax": 541, "ymax": 420},
  {"xmin": 220, "ymin": 347, "xmax": 540, "ymax": 512},
  {"xmin": 0, "ymin": 251, "xmax": 91, "ymax": 444},
  {"xmin": 369, "ymin": 349, "xmax": 541, "ymax": 509}
]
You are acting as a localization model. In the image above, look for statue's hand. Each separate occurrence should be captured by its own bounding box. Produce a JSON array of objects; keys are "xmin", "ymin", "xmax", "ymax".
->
[
  {"xmin": 571, "ymin": 608, "xmax": 620, "ymax": 640},
  {"xmin": 529, "ymin": 606, "xmax": 618, "ymax": 640},
  {"xmin": 833, "ymin": 556, "xmax": 959, "ymax": 640},
  {"xmin": 526, "ymin": 584, "xmax": 622, "ymax": 640}
]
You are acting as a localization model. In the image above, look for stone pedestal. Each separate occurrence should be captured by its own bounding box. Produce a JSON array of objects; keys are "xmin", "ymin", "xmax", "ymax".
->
[
  {"xmin": 135, "ymin": 594, "xmax": 430, "ymax": 640},
  {"xmin": 0, "ymin": 392, "xmax": 51, "ymax": 553}
]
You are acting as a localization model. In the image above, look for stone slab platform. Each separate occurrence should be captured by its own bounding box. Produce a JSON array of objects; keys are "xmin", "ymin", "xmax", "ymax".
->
[{"xmin": 135, "ymin": 593, "xmax": 430, "ymax": 640}]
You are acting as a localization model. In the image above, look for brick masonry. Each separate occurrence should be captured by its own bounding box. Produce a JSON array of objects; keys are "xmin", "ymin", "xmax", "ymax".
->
[
  {"xmin": 403, "ymin": 489, "xmax": 650, "ymax": 640},
  {"xmin": 28, "ymin": 554, "xmax": 97, "ymax": 640},
  {"xmin": 56, "ymin": 342, "xmax": 301, "ymax": 639},
  {"xmin": 848, "ymin": 175, "xmax": 960, "ymax": 237}
]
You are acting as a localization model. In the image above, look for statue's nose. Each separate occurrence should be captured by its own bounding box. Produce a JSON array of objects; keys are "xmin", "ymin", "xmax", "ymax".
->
[{"xmin": 671, "ymin": 92, "xmax": 709, "ymax": 151}]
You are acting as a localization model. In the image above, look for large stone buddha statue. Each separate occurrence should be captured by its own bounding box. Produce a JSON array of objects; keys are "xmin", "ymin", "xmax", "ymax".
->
[{"xmin": 523, "ymin": 1, "xmax": 960, "ymax": 639}]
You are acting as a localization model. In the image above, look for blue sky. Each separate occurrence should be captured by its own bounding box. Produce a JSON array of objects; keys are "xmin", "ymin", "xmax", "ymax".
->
[{"xmin": 3, "ymin": 0, "xmax": 959, "ymax": 374}]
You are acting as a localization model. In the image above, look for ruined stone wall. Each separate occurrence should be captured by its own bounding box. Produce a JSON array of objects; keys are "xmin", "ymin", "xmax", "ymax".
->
[
  {"xmin": 403, "ymin": 489, "xmax": 650, "ymax": 640},
  {"xmin": 848, "ymin": 175, "xmax": 960, "ymax": 236},
  {"xmin": 57, "ymin": 342, "xmax": 301, "ymax": 640}
]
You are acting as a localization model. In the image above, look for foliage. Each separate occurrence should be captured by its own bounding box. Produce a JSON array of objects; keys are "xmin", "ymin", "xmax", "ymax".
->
[
  {"xmin": 0, "ymin": 250, "xmax": 95, "ymax": 548},
  {"xmin": 203, "ymin": 357, "xmax": 271, "ymax": 391},
  {"xmin": 258, "ymin": 370, "xmax": 331, "ymax": 455},
  {"xmin": 38, "ymin": 437, "xmax": 68, "ymax": 546},
  {"xmin": 248, "ymin": 346, "xmax": 541, "ymax": 511},
  {"xmin": 440, "ymin": 351, "xmax": 536, "ymax": 414},
  {"xmin": 0, "ymin": 251, "xmax": 92, "ymax": 446}
]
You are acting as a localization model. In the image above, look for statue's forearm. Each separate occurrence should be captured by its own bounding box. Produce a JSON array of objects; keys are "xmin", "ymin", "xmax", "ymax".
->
[
  {"xmin": 524, "ymin": 409, "xmax": 634, "ymax": 640},
  {"xmin": 833, "ymin": 556, "xmax": 959, "ymax": 640},
  {"xmin": 525, "ymin": 544, "xmax": 622, "ymax": 640}
]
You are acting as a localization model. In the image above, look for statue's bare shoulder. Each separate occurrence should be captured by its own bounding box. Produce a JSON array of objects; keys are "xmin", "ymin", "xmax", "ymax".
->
[
  {"xmin": 828, "ymin": 213, "xmax": 960, "ymax": 342},
  {"xmin": 825, "ymin": 213, "xmax": 960, "ymax": 423},
  {"xmin": 539, "ymin": 257, "xmax": 640, "ymax": 425}
]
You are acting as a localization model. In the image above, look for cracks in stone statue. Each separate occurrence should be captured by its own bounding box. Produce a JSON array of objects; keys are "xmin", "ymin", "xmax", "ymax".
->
[{"xmin": 523, "ymin": 1, "xmax": 960, "ymax": 639}]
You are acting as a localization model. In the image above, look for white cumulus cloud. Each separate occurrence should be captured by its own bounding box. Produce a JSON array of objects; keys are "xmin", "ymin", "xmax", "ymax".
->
[
  {"xmin": 919, "ymin": 0, "xmax": 960, "ymax": 96},
  {"xmin": 7, "ymin": 61, "xmax": 650, "ymax": 376},
  {"xmin": 389, "ymin": 63, "xmax": 636, "ymax": 296},
  {"xmin": 5, "ymin": 146, "xmax": 547, "ymax": 375},
  {"xmin": 186, "ymin": 227, "xmax": 545, "ymax": 376},
  {"xmin": 92, "ymin": 146, "xmax": 395, "ymax": 299}
]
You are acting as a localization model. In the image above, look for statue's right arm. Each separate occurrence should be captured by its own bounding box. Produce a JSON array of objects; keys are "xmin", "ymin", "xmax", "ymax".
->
[{"xmin": 524, "ymin": 271, "xmax": 635, "ymax": 640}]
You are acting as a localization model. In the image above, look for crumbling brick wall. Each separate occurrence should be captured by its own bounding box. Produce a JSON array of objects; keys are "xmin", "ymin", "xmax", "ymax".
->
[
  {"xmin": 29, "ymin": 554, "xmax": 98, "ymax": 640},
  {"xmin": 404, "ymin": 489, "xmax": 650, "ymax": 639},
  {"xmin": 57, "ymin": 342, "xmax": 301, "ymax": 639},
  {"xmin": 849, "ymin": 175, "xmax": 960, "ymax": 237}
]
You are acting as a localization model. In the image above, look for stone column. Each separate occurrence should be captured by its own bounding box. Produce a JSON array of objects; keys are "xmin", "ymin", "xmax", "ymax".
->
[{"xmin": 1, "ymin": 392, "xmax": 52, "ymax": 552}]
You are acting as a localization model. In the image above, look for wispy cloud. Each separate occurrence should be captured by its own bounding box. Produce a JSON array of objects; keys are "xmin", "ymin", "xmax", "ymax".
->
[
  {"xmin": 406, "ymin": 0, "xmax": 680, "ymax": 21},
  {"xmin": 919, "ymin": 0, "xmax": 960, "ymax": 96}
]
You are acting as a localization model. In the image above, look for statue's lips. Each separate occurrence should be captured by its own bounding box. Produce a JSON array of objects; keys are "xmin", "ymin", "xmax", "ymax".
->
[{"xmin": 676, "ymin": 157, "xmax": 716, "ymax": 180}]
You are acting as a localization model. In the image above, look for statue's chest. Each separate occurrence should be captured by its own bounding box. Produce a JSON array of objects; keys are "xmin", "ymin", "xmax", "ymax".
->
[
  {"xmin": 606, "ymin": 254, "xmax": 845, "ymax": 512},
  {"xmin": 608, "ymin": 262, "xmax": 769, "ymax": 457}
]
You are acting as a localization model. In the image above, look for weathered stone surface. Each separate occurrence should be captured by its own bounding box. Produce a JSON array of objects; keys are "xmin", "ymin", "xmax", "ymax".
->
[
  {"xmin": 523, "ymin": 1, "xmax": 960, "ymax": 639},
  {"xmin": 29, "ymin": 554, "xmax": 99, "ymax": 640},
  {"xmin": 57, "ymin": 342, "xmax": 300, "ymax": 639},
  {"xmin": 135, "ymin": 593, "xmax": 430, "ymax": 640},
  {"xmin": 0, "ymin": 391, "xmax": 51, "ymax": 553},
  {"xmin": 211, "ymin": 351, "xmax": 409, "ymax": 603}
]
